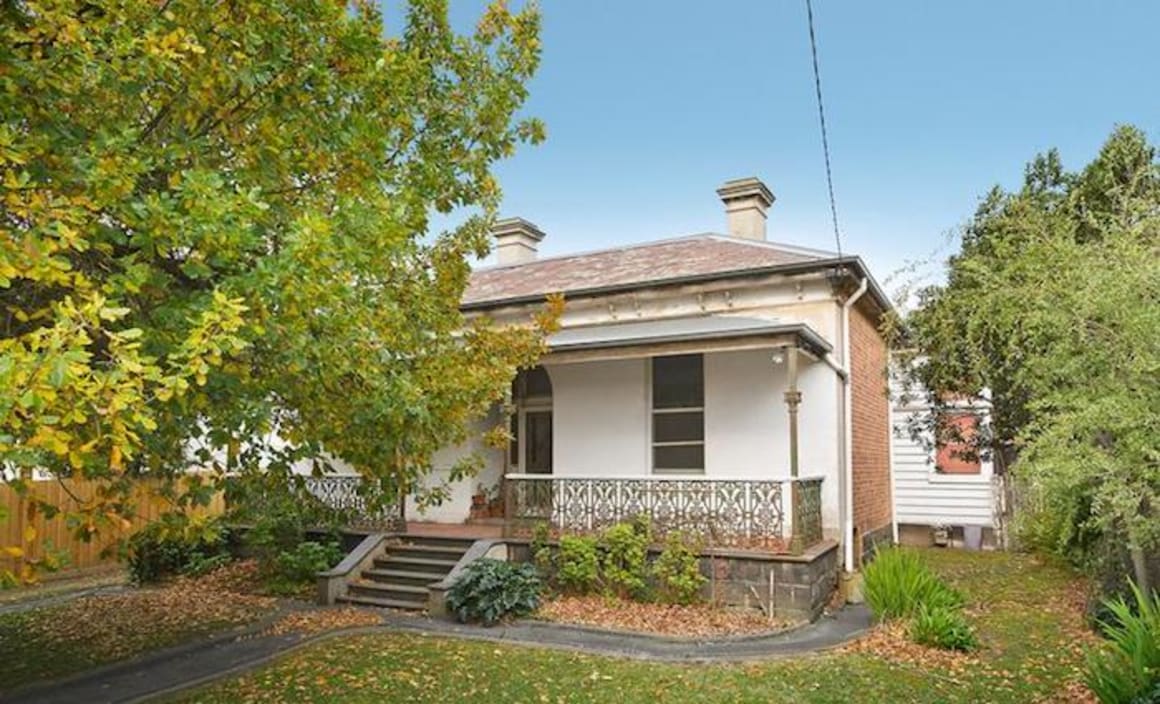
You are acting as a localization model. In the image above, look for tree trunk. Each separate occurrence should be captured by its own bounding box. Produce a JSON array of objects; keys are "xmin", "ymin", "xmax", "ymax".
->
[{"xmin": 1130, "ymin": 546, "xmax": 1152, "ymax": 595}]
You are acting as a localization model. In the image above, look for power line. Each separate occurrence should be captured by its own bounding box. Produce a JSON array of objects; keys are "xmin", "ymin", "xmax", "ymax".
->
[{"xmin": 805, "ymin": 0, "xmax": 843, "ymax": 259}]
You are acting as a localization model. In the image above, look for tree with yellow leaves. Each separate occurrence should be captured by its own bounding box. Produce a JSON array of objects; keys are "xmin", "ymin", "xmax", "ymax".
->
[{"xmin": 1, "ymin": 0, "xmax": 555, "ymax": 581}]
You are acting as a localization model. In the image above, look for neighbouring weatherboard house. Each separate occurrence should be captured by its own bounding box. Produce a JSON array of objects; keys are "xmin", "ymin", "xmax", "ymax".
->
[
  {"xmin": 311, "ymin": 177, "xmax": 898, "ymax": 617},
  {"xmin": 889, "ymin": 370, "xmax": 998, "ymax": 549}
]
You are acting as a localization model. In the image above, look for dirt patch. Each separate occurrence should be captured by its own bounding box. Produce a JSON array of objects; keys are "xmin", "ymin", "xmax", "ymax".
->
[{"xmin": 536, "ymin": 595, "xmax": 796, "ymax": 638}]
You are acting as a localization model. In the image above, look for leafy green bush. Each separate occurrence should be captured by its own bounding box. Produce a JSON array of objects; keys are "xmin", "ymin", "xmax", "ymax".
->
[
  {"xmin": 652, "ymin": 531, "xmax": 706, "ymax": 605},
  {"xmin": 263, "ymin": 541, "xmax": 344, "ymax": 596},
  {"xmin": 530, "ymin": 521, "xmax": 554, "ymax": 576},
  {"xmin": 227, "ymin": 471, "xmax": 347, "ymax": 593},
  {"xmin": 910, "ymin": 604, "xmax": 979, "ymax": 652},
  {"xmin": 182, "ymin": 552, "xmax": 234, "ymax": 578},
  {"xmin": 862, "ymin": 547, "xmax": 963, "ymax": 620},
  {"xmin": 601, "ymin": 521, "xmax": 651, "ymax": 600},
  {"xmin": 127, "ymin": 515, "xmax": 228, "ymax": 584},
  {"xmin": 1085, "ymin": 583, "xmax": 1160, "ymax": 704},
  {"xmin": 557, "ymin": 535, "xmax": 600, "ymax": 594},
  {"xmin": 446, "ymin": 559, "xmax": 542, "ymax": 625}
]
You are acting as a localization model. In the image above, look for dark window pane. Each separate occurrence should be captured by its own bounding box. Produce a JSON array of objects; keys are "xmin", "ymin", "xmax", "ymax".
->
[
  {"xmin": 526, "ymin": 411, "xmax": 552, "ymax": 474},
  {"xmin": 523, "ymin": 366, "xmax": 553, "ymax": 398},
  {"xmin": 652, "ymin": 354, "xmax": 703, "ymax": 409},
  {"xmin": 653, "ymin": 411, "xmax": 704, "ymax": 443},
  {"xmin": 653, "ymin": 444, "xmax": 704, "ymax": 471}
]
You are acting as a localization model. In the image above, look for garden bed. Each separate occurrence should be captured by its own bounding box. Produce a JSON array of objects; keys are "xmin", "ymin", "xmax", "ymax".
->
[{"xmin": 535, "ymin": 595, "xmax": 798, "ymax": 638}]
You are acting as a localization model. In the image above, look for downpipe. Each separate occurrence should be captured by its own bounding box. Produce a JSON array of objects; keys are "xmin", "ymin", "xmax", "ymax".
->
[{"xmin": 840, "ymin": 277, "xmax": 869, "ymax": 574}]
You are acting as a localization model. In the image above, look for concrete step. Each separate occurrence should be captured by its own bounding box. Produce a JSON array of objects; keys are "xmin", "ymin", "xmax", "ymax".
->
[
  {"xmin": 360, "ymin": 568, "xmax": 441, "ymax": 588},
  {"xmin": 401, "ymin": 535, "xmax": 477, "ymax": 551},
  {"xmin": 337, "ymin": 594, "xmax": 425, "ymax": 611},
  {"xmin": 373, "ymin": 555, "xmax": 459, "ymax": 573},
  {"xmin": 348, "ymin": 581, "xmax": 428, "ymax": 604},
  {"xmin": 385, "ymin": 543, "xmax": 469, "ymax": 560}
]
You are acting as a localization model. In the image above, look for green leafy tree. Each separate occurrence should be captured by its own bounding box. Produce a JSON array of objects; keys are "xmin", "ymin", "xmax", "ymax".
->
[
  {"xmin": 1, "ymin": 0, "xmax": 556, "ymax": 581},
  {"xmin": 892, "ymin": 126, "xmax": 1159, "ymax": 591}
]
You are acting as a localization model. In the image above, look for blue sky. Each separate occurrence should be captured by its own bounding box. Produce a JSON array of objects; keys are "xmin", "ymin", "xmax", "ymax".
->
[{"xmin": 425, "ymin": 1, "xmax": 1158, "ymax": 292}]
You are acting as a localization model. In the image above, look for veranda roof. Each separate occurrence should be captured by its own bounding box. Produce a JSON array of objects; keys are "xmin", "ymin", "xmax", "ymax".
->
[{"xmin": 545, "ymin": 316, "xmax": 831, "ymax": 362}]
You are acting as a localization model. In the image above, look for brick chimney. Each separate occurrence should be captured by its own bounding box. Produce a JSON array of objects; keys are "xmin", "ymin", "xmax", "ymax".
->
[
  {"xmin": 716, "ymin": 177, "xmax": 775, "ymax": 241},
  {"xmin": 492, "ymin": 217, "xmax": 545, "ymax": 266}
]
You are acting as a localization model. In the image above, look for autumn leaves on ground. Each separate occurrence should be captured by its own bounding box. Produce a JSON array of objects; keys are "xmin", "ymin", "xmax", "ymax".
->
[
  {"xmin": 162, "ymin": 549, "xmax": 1095, "ymax": 704},
  {"xmin": 0, "ymin": 561, "xmax": 276, "ymax": 692}
]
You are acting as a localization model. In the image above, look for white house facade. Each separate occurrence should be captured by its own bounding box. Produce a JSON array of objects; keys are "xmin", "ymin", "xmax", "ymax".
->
[{"xmin": 392, "ymin": 177, "xmax": 897, "ymax": 572}]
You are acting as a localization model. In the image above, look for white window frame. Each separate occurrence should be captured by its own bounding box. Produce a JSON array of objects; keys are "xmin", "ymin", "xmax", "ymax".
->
[{"xmin": 649, "ymin": 354, "xmax": 705, "ymax": 475}]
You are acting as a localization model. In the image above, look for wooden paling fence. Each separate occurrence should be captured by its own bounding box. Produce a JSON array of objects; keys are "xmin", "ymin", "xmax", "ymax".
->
[{"xmin": 0, "ymin": 477, "xmax": 224, "ymax": 578}]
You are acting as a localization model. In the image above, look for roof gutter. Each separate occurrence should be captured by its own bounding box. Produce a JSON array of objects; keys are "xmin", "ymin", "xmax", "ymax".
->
[{"xmin": 549, "ymin": 322, "xmax": 833, "ymax": 358}]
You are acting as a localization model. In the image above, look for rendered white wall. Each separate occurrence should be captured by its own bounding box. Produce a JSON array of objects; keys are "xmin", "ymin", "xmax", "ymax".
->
[
  {"xmin": 703, "ymin": 349, "xmax": 785, "ymax": 478},
  {"xmin": 797, "ymin": 359, "xmax": 843, "ymax": 535},
  {"xmin": 550, "ymin": 359, "xmax": 649, "ymax": 477},
  {"xmin": 406, "ymin": 409, "xmax": 506, "ymax": 524},
  {"xmin": 704, "ymin": 349, "xmax": 841, "ymax": 537},
  {"xmin": 423, "ymin": 350, "xmax": 845, "ymax": 533}
]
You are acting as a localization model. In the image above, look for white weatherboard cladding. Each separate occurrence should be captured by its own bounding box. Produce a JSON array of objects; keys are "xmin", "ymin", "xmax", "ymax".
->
[{"xmin": 890, "ymin": 378, "xmax": 995, "ymax": 528}]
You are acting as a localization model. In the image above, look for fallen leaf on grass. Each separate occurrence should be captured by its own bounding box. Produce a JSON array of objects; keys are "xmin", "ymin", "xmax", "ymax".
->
[
  {"xmin": 11, "ymin": 560, "xmax": 277, "ymax": 664},
  {"xmin": 839, "ymin": 620, "xmax": 979, "ymax": 673},
  {"xmin": 264, "ymin": 607, "xmax": 384, "ymax": 636}
]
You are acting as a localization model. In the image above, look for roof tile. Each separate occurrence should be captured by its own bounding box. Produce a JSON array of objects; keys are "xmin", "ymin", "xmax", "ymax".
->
[{"xmin": 464, "ymin": 235, "xmax": 829, "ymax": 306}]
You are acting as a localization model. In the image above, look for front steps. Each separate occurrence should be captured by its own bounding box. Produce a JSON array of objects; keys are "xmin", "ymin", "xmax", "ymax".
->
[{"xmin": 336, "ymin": 535, "xmax": 473, "ymax": 611}]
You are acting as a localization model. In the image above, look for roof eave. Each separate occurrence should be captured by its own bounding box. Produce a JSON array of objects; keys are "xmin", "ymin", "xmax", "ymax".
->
[
  {"xmin": 548, "ymin": 322, "xmax": 833, "ymax": 358},
  {"xmin": 461, "ymin": 256, "xmax": 894, "ymax": 317}
]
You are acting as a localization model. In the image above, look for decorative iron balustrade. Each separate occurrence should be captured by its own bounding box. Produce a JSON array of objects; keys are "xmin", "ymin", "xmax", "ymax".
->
[
  {"xmin": 504, "ymin": 474, "xmax": 826, "ymax": 553},
  {"xmin": 301, "ymin": 475, "xmax": 402, "ymax": 530},
  {"xmin": 790, "ymin": 477, "xmax": 824, "ymax": 551}
]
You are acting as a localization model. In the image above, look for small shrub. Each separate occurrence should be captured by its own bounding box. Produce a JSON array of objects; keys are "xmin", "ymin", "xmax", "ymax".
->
[
  {"xmin": 601, "ymin": 521, "xmax": 651, "ymax": 600},
  {"xmin": 910, "ymin": 604, "xmax": 979, "ymax": 652},
  {"xmin": 530, "ymin": 521, "xmax": 554, "ymax": 576},
  {"xmin": 557, "ymin": 535, "xmax": 600, "ymax": 594},
  {"xmin": 862, "ymin": 547, "xmax": 963, "ymax": 620},
  {"xmin": 263, "ymin": 540, "xmax": 343, "ymax": 596},
  {"xmin": 128, "ymin": 515, "xmax": 228, "ymax": 584},
  {"xmin": 652, "ymin": 531, "xmax": 706, "ymax": 605},
  {"xmin": 446, "ymin": 558, "xmax": 542, "ymax": 625},
  {"xmin": 181, "ymin": 552, "xmax": 234, "ymax": 578},
  {"xmin": 1085, "ymin": 583, "xmax": 1160, "ymax": 704}
]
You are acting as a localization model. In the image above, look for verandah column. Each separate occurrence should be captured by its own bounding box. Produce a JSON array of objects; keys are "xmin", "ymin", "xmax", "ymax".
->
[{"xmin": 782, "ymin": 344, "xmax": 806, "ymax": 553}]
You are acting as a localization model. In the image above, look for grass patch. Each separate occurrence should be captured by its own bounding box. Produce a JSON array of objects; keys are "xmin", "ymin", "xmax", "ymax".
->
[
  {"xmin": 0, "ymin": 561, "xmax": 277, "ymax": 693},
  {"xmin": 175, "ymin": 549, "xmax": 1099, "ymax": 703}
]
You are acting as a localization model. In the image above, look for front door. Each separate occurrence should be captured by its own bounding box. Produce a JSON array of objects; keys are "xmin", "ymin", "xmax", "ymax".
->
[{"xmin": 524, "ymin": 410, "xmax": 553, "ymax": 474}]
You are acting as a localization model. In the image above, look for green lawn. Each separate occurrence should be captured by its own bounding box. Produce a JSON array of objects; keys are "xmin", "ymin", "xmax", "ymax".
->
[{"xmin": 175, "ymin": 549, "xmax": 1098, "ymax": 703}]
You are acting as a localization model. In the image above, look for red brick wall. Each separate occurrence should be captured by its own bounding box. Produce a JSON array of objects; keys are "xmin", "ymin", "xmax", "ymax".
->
[{"xmin": 849, "ymin": 303, "xmax": 893, "ymax": 553}]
